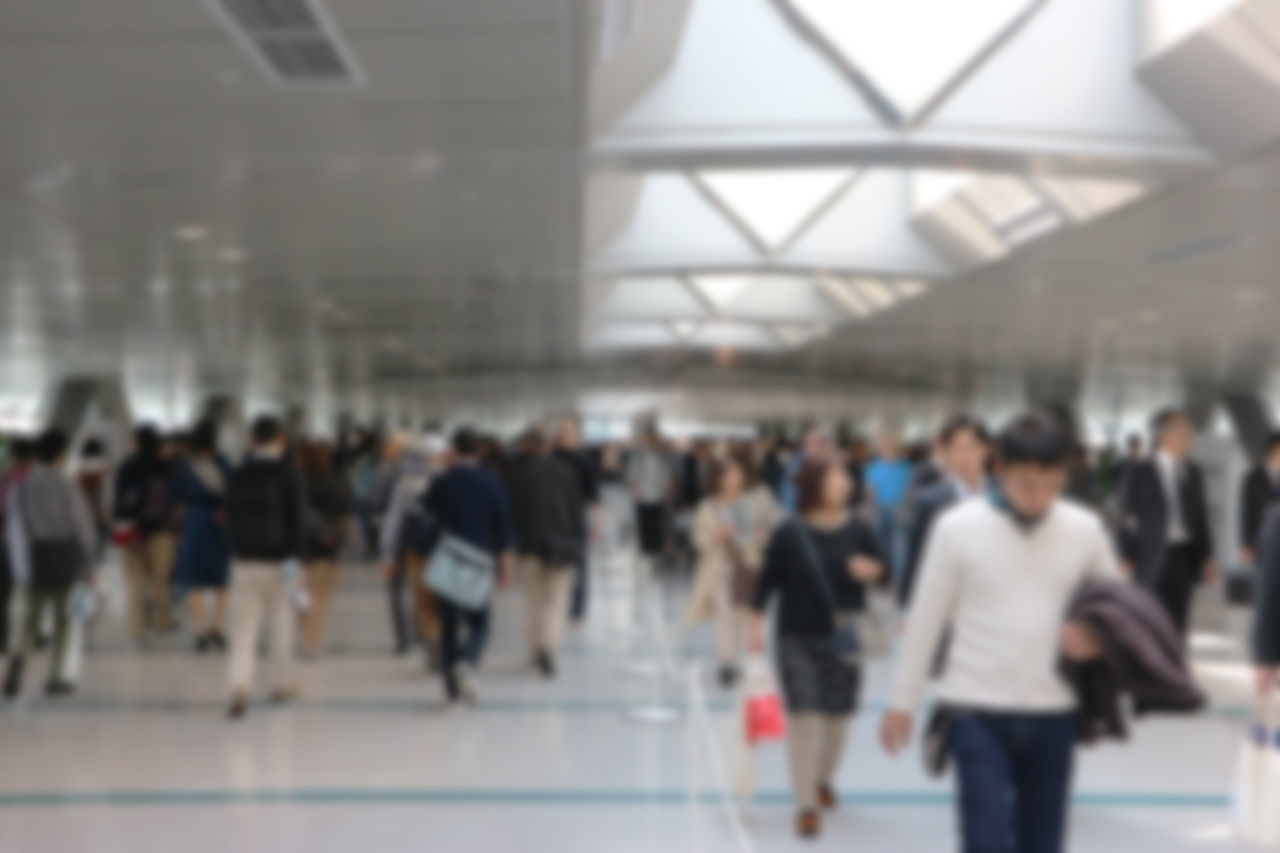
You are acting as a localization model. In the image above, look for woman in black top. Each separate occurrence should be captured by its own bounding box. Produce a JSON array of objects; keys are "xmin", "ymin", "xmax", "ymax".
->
[
  {"xmin": 750, "ymin": 458, "xmax": 883, "ymax": 840},
  {"xmin": 298, "ymin": 441, "xmax": 352, "ymax": 657}
]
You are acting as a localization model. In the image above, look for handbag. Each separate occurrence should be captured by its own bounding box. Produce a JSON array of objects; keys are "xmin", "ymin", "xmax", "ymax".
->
[
  {"xmin": 791, "ymin": 521, "xmax": 861, "ymax": 661},
  {"xmin": 1225, "ymin": 565, "xmax": 1254, "ymax": 607},
  {"xmin": 425, "ymin": 531, "xmax": 497, "ymax": 610},
  {"xmin": 732, "ymin": 655, "xmax": 785, "ymax": 799},
  {"xmin": 923, "ymin": 705, "xmax": 958, "ymax": 778},
  {"xmin": 1232, "ymin": 694, "xmax": 1280, "ymax": 845}
]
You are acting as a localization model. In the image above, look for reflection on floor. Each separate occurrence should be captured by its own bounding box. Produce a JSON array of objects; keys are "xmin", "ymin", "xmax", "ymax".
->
[{"xmin": 0, "ymin": 553, "xmax": 1260, "ymax": 852}]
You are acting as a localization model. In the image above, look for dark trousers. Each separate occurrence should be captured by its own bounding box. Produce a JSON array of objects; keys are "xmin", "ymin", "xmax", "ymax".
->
[
  {"xmin": 1155, "ymin": 544, "xmax": 1199, "ymax": 640},
  {"xmin": 438, "ymin": 599, "xmax": 489, "ymax": 700},
  {"xmin": 951, "ymin": 711, "xmax": 1076, "ymax": 853},
  {"xmin": 0, "ymin": 553, "xmax": 11, "ymax": 656},
  {"xmin": 388, "ymin": 557, "xmax": 410, "ymax": 653},
  {"xmin": 569, "ymin": 532, "xmax": 589, "ymax": 622}
]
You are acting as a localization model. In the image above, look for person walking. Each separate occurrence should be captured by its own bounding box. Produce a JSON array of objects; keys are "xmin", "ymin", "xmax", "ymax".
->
[
  {"xmin": 172, "ymin": 420, "xmax": 232, "ymax": 653},
  {"xmin": 224, "ymin": 416, "xmax": 306, "ymax": 720},
  {"xmin": 1115, "ymin": 408, "xmax": 1215, "ymax": 640},
  {"xmin": 113, "ymin": 425, "xmax": 179, "ymax": 644},
  {"xmin": 300, "ymin": 440, "xmax": 352, "ymax": 659},
  {"xmin": 881, "ymin": 412, "xmax": 1119, "ymax": 853},
  {"xmin": 865, "ymin": 429, "xmax": 913, "ymax": 588},
  {"xmin": 749, "ymin": 457, "xmax": 884, "ymax": 839},
  {"xmin": 553, "ymin": 416, "xmax": 600, "ymax": 626},
  {"xmin": 422, "ymin": 427, "xmax": 514, "ymax": 707},
  {"xmin": 507, "ymin": 428, "xmax": 584, "ymax": 678},
  {"xmin": 627, "ymin": 426, "xmax": 674, "ymax": 568},
  {"xmin": 1240, "ymin": 431, "xmax": 1280, "ymax": 567},
  {"xmin": 3, "ymin": 428, "xmax": 98, "ymax": 699},
  {"xmin": 0, "ymin": 439, "xmax": 35, "ymax": 666}
]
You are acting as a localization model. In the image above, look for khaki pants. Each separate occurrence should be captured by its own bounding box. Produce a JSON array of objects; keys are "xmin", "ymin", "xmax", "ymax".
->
[
  {"xmin": 710, "ymin": 574, "xmax": 747, "ymax": 668},
  {"xmin": 17, "ymin": 585, "xmax": 72, "ymax": 682},
  {"xmin": 519, "ymin": 556, "xmax": 572, "ymax": 657},
  {"xmin": 228, "ymin": 561, "xmax": 296, "ymax": 696},
  {"xmin": 406, "ymin": 551, "xmax": 441, "ymax": 645},
  {"xmin": 787, "ymin": 714, "xmax": 850, "ymax": 812},
  {"xmin": 301, "ymin": 560, "xmax": 339, "ymax": 655},
  {"xmin": 124, "ymin": 533, "xmax": 176, "ymax": 639}
]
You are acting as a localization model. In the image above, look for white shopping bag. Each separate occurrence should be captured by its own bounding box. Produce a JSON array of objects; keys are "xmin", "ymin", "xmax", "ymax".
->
[
  {"xmin": 1233, "ymin": 697, "xmax": 1280, "ymax": 847},
  {"xmin": 60, "ymin": 582, "xmax": 99, "ymax": 684}
]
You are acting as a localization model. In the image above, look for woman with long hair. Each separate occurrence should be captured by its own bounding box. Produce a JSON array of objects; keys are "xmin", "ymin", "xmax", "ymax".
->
[
  {"xmin": 298, "ymin": 440, "xmax": 352, "ymax": 658},
  {"xmin": 172, "ymin": 420, "xmax": 232, "ymax": 652}
]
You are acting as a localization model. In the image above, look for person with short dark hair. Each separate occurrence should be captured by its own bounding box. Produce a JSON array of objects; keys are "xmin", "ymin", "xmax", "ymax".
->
[
  {"xmin": 899, "ymin": 415, "xmax": 990, "ymax": 608},
  {"xmin": 172, "ymin": 420, "xmax": 232, "ymax": 653},
  {"xmin": 882, "ymin": 411, "xmax": 1120, "ymax": 853},
  {"xmin": 302, "ymin": 440, "xmax": 353, "ymax": 658},
  {"xmin": 1239, "ymin": 431, "xmax": 1280, "ymax": 565},
  {"xmin": 421, "ymin": 425, "xmax": 515, "ymax": 707},
  {"xmin": 553, "ymin": 416, "xmax": 600, "ymax": 626},
  {"xmin": 749, "ymin": 458, "xmax": 883, "ymax": 839},
  {"xmin": 224, "ymin": 415, "xmax": 306, "ymax": 719},
  {"xmin": 1114, "ymin": 408, "xmax": 1215, "ymax": 639},
  {"xmin": 113, "ymin": 424, "xmax": 180, "ymax": 643},
  {"xmin": 3, "ymin": 428, "xmax": 97, "ymax": 699},
  {"xmin": 627, "ymin": 427, "xmax": 674, "ymax": 563},
  {"xmin": 507, "ymin": 427, "xmax": 584, "ymax": 678}
]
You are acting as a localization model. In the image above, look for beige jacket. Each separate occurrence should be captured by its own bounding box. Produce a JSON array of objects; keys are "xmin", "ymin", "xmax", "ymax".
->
[{"xmin": 685, "ymin": 491, "xmax": 779, "ymax": 624}]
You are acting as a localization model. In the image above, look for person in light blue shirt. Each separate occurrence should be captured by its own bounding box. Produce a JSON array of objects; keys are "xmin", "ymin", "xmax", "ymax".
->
[{"xmin": 865, "ymin": 431, "xmax": 913, "ymax": 586}]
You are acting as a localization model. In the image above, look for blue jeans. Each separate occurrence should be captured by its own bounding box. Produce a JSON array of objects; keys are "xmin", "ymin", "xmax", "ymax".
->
[
  {"xmin": 876, "ymin": 510, "xmax": 904, "ymax": 588},
  {"xmin": 950, "ymin": 711, "xmax": 1076, "ymax": 853}
]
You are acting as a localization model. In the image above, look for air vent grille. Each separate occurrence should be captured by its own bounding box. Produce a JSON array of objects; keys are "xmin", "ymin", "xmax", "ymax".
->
[{"xmin": 205, "ymin": 0, "xmax": 364, "ymax": 85}]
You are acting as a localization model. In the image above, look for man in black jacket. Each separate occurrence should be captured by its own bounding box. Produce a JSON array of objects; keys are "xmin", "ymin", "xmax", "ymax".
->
[
  {"xmin": 1239, "ymin": 432, "xmax": 1280, "ymax": 566},
  {"xmin": 1254, "ymin": 504, "xmax": 1280, "ymax": 695},
  {"xmin": 1116, "ymin": 409, "xmax": 1216, "ymax": 641},
  {"xmin": 899, "ymin": 415, "xmax": 990, "ymax": 608},
  {"xmin": 507, "ymin": 428, "xmax": 584, "ymax": 678},
  {"xmin": 225, "ymin": 416, "xmax": 306, "ymax": 719}
]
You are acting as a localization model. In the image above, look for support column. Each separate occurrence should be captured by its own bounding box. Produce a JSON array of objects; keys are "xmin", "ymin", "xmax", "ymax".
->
[
  {"xmin": 1222, "ymin": 393, "xmax": 1272, "ymax": 464},
  {"xmin": 1025, "ymin": 368, "xmax": 1082, "ymax": 444}
]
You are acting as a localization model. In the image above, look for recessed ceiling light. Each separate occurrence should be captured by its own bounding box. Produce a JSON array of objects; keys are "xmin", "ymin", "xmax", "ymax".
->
[
  {"xmin": 175, "ymin": 225, "xmax": 208, "ymax": 242},
  {"xmin": 218, "ymin": 247, "xmax": 247, "ymax": 263}
]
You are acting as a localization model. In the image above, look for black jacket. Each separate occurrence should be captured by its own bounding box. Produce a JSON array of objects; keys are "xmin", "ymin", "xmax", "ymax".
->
[
  {"xmin": 1063, "ymin": 580, "xmax": 1205, "ymax": 743},
  {"xmin": 1241, "ymin": 465, "xmax": 1278, "ymax": 555},
  {"xmin": 506, "ymin": 454, "xmax": 584, "ymax": 563},
  {"xmin": 226, "ymin": 454, "xmax": 305, "ymax": 562},
  {"xmin": 113, "ymin": 454, "xmax": 176, "ymax": 535},
  {"xmin": 1253, "ymin": 504, "xmax": 1280, "ymax": 664},
  {"xmin": 1115, "ymin": 458, "xmax": 1213, "ymax": 589},
  {"xmin": 900, "ymin": 479, "xmax": 962, "ymax": 608}
]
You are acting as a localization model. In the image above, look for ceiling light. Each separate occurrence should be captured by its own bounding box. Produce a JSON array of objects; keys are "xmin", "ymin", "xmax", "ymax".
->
[
  {"xmin": 217, "ymin": 247, "xmax": 247, "ymax": 263},
  {"xmin": 851, "ymin": 277, "xmax": 899, "ymax": 310},
  {"xmin": 175, "ymin": 225, "xmax": 208, "ymax": 242}
]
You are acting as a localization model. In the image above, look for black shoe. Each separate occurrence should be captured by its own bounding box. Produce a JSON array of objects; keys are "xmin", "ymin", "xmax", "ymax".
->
[
  {"xmin": 44, "ymin": 680, "xmax": 75, "ymax": 698},
  {"xmin": 227, "ymin": 693, "xmax": 248, "ymax": 720},
  {"xmin": 209, "ymin": 630, "xmax": 228, "ymax": 652},
  {"xmin": 3, "ymin": 658, "xmax": 24, "ymax": 700},
  {"xmin": 534, "ymin": 650, "xmax": 556, "ymax": 679},
  {"xmin": 196, "ymin": 634, "xmax": 211, "ymax": 654},
  {"xmin": 718, "ymin": 664, "xmax": 740, "ymax": 690}
]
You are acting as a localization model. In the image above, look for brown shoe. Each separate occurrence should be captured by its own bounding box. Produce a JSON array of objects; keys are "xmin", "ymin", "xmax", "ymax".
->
[
  {"xmin": 817, "ymin": 783, "xmax": 837, "ymax": 811},
  {"xmin": 796, "ymin": 809, "xmax": 821, "ymax": 839},
  {"xmin": 227, "ymin": 693, "xmax": 248, "ymax": 720},
  {"xmin": 270, "ymin": 684, "xmax": 300, "ymax": 704}
]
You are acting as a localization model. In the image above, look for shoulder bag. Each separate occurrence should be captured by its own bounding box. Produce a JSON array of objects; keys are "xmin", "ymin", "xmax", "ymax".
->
[{"xmin": 425, "ymin": 531, "xmax": 496, "ymax": 611}]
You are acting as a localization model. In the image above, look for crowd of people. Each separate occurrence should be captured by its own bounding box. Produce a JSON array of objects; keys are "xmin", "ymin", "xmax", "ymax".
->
[{"xmin": 0, "ymin": 405, "xmax": 1278, "ymax": 851}]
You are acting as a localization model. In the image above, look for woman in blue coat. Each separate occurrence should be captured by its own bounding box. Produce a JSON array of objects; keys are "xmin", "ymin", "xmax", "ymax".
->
[{"xmin": 173, "ymin": 421, "xmax": 232, "ymax": 653}]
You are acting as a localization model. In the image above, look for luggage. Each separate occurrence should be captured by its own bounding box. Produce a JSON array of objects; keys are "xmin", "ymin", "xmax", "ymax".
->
[
  {"xmin": 425, "ymin": 532, "xmax": 496, "ymax": 610},
  {"xmin": 1232, "ymin": 695, "xmax": 1280, "ymax": 846}
]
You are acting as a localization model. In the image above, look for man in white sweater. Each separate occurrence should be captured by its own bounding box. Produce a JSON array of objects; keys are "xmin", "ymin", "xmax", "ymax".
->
[{"xmin": 881, "ymin": 412, "xmax": 1120, "ymax": 853}]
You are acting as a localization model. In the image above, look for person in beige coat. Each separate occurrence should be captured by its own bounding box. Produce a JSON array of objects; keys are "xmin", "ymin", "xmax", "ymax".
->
[{"xmin": 687, "ymin": 456, "xmax": 776, "ymax": 688}]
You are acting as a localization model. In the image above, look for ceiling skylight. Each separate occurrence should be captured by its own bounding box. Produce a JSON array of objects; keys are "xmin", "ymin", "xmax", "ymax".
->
[{"xmin": 694, "ymin": 168, "xmax": 855, "ymax": 253}]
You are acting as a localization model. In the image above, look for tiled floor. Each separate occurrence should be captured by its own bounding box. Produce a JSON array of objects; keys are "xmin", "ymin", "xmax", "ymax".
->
[{"xmin": 0, "ymin": 552, "xmax": 1262, "ymax": 851}]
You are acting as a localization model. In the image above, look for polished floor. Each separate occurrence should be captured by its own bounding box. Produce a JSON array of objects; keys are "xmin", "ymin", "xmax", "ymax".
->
[{"xmin": 0, "ymin": 547, "xmax": 1262, "ymax": 852}]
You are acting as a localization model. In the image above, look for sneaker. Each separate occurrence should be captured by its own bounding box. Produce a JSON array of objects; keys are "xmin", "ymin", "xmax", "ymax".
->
[
  {"xmin": 534, "ymin": 650, "xmax": 553, "ymax": 679},
  {"xmin": 817, "ymin": 783, "xmax": 837, "ymax": 811},
  {"xmin": 209, "ymin": 630, "xmax": 228, "ymax": 652},
  {"xmin": 196, "ymin": 634, "xmax": 211, "ymax": 655},
  {"xmin": 269, "ymin": 684, "xmax": 300, "ymax": 704},
  {"xmin": 455, "ymin": 665, "xmax": 479, "ymax": 706},
  {"xmin": 717, "ymin": 664, "xmax": 740, "ymax": 690},
  {"xmin": 3, "ymin": 657, "xmax": 24, "ymax": 701},
  {"xmin": 795, "ymin": 810, "xmax": 821, "ymax": 839},
  {"xmin": 44, "ymin": 680, "xmax": 75, "ymax": 698},
  {"xmin": 227, "ymin": 692, "xmax": 248, "ymax": 720}
]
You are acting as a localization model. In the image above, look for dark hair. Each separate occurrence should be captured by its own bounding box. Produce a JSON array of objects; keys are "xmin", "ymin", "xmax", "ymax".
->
[
  {"xmin": 997, "ymin": 412, "xmax": 1069, "ymax": 467},
  {"xmin": 134, "ymin": 424, "xmax": 161, "ymax": 458},
  {"xmin": 190, "ymin": 420, "xmax": 218, "ymax": 454},
  {"xmin": 795, "ymin": 458, "xmax": 841, "ymax": 514},
  {"xmin": 1152, "ymin": 408, "xmax": 1188, "ymax": 436},
  {"xmin": 938, "ymin": 414, "xmax": 989, "ymax": 447},
  {"xmin": 251, "ymin": 415, "xmax": 282, "ymax": 447},
  {"xmin": 10, "ymin": 438, "xmax": 34, "ymax": 462},
  {"xmin": 80, "ymin": 436, "xmax": 106, "ymax": 459},
  {"xmin": 296, "ymin": 440, "xmax": 333, "ymax": 476},
  {"xmin": 36, "ymin": 428, "xmax": 69, "ymax": 464},
  {"xmin": 1268, "ymin": 431, "xmax": 1280, "ymax": 453},
  {"xmin": 452, "ymin": 426, "xmax": 480, "ymax": 457}
]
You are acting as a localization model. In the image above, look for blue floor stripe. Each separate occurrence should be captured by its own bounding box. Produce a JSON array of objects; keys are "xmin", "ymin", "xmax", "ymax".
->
[{"xmin": 0, "ymin": 787, "xmax": 1231, "ymax": 809}]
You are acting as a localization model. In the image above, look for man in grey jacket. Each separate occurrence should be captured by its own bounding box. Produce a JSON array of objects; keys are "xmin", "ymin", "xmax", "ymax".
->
[{"xmin": 3, "ymin": 428, "xmax": 97, "ymax": 699}]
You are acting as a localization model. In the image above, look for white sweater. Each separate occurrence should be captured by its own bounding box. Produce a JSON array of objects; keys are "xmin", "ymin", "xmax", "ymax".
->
[{"xmin": 889, "ymin": 497, "xmax": 1121, "ymax": 713}]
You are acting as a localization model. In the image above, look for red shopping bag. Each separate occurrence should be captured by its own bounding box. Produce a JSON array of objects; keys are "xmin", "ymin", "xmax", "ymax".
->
[{"xmin": 744, "ymin": 690, "xmax": 786, "ymax": 744}]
